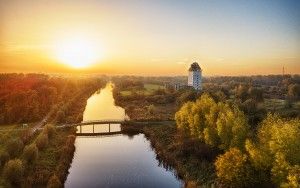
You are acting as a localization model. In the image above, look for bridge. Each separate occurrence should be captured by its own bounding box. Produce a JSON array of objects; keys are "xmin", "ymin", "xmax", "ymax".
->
[
  {"xmin": 74, "ymin": 119, "xmax": 126, "ymax": 126},
  {"xmin": 56, "ymin": 119, "xmax": 175, "ymax": 136},
  {"xmin": 71, "ymin": 119, "xmax": 126, "ymax": 136}
]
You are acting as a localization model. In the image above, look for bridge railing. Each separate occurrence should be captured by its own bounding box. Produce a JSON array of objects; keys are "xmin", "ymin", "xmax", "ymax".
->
[{"xmin": 81, "ymin": 119, "xmax": 127, "ymax": 123}]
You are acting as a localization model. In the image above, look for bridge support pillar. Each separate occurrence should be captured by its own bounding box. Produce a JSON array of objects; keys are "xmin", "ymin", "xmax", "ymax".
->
[
  {"xmin": 109, "ymin": 123, "xmax": 110, "ymax": 132},
  {"xmin": 80, "ymin": 125, "xmax": 82, "ymax": 133},
  {"xmin": 93, "ymin": 124, "xmax": 94, "ymax": 133}
]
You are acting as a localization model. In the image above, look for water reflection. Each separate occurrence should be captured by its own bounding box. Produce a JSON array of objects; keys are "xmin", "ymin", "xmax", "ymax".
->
[
  {"xmin": 76, "ymin": 83, "xmax": 125, "ymax": 134},
  {"xmin": 82, "ymin": 83, "xmax": 127, "ymax": 121},
  {"xmin": 65, "ymin": 134, "xmax": 182, "ymax": 188},
  {"xmin": 66, "ymin": 83, "xmax": 182, "ymax": 187}
]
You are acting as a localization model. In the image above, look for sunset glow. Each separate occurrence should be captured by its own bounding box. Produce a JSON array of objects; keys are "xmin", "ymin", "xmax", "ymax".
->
[
  {"xmin": 0, "ymin": 0, "xmax": 299, "ymax": 75},
  {"xmin": 53, "ymin": 36, "xmax": 102, "ymax": 68}
]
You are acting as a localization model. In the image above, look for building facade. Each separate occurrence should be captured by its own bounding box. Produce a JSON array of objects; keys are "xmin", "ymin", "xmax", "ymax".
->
[{"xmin": 188, "ymin": 62, "xmax": 202, "ymax": 90}]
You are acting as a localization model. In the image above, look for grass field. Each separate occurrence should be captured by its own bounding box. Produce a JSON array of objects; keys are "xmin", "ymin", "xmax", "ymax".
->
[
  {"xmin": 264, "ymin": 99, "xmax": 286, "ymax": 110},
  {"xmin": 144, "ymin": 84, "xmax": 164, "ymax": 91},
  {"xmin": 120, "ymin": 84, "xmax": 164, "ymax": 96}
]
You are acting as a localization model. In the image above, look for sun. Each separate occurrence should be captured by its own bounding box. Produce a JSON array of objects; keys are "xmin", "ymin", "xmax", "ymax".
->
[{"xmin": 54, "ymin": 36, "xmax": 101, "ymax": 68}]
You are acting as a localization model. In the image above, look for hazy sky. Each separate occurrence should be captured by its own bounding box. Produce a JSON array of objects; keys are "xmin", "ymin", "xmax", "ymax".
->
[{"xmin": 0, "ymin": 0, "xmax": 299, "ymax": 76}]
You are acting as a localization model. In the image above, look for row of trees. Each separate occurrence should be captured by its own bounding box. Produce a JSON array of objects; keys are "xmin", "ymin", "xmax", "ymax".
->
[
  {"xmin": 0, "ymin": 73, "xmax": 105, "ymax": 124},
  {"xmin": 175, "ymin": 94, "xmax": 300, "ymax": 187}
]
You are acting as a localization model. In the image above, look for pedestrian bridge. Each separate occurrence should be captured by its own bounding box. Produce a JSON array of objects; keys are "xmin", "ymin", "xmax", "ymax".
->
[
  {"xmin": 57, "ymin": 119, "xmax": 174, "ymax": 136},
  {"xmin": 73, "ymin": 119, "xmax": 126, "ymax": 136},
  {"xmin": 74, "ymin": 119, "xmax": 127, "ymax": 126}
]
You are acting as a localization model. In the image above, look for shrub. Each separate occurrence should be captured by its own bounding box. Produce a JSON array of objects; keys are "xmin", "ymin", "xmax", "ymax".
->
[
  {"xmin": 6, "ymin": 138, "xmax": 24, "ymax": 158},
  {"xmin": 47, "ymin": 174, "xmax": 62, "ymax": 188},
  {"xmin": 23, "ymin": 144, "xmax": 38, "ymax": 163},
  {"xmin": 0, "ymin": 151, "xmax": 9, "ymax": 167},
  {"xmin": 36, "ymin": 133, "xmax": 49, "ymax": 150},
  {"xmin": 3, "ymin": 159, "xmax": 24, "ymax": 185}
]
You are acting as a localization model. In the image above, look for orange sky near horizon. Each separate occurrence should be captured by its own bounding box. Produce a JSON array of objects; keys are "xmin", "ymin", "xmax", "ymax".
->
[{"xmin": 0, "ymin": 0, "xmax": 299, "ymax": 76}]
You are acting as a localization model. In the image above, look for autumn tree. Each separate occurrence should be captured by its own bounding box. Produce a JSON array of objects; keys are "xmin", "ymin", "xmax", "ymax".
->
[
  {"xmin": 245, "ymin": 114, "xmax": 300, "ymax": 186},
  {"xmin": 3, "ymin": 159, "xmax": 24, "ymax": 185},
  {"xmin": 215, "ymin": 148, "xmax": 256, "ymax": 187},
  {"xmin": 175, "ymin": 93, "xmax": 249, "ymax": 151},
  {"xmin": 23, "ymin": 144, "xmax": 38, "ymax": 163},
  {"xmin": 6, "ymin": 138, "xmax": 24, "ymax": 158},
  {"xmin": 47, "ymin": 174, "xmax": 62, "ymax": 188},
  {"xmin": 36, "ymin": 133, "xmax": 49, "ymax": 150}
]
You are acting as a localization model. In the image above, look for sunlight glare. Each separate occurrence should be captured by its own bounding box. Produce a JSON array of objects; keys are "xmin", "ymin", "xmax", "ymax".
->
[{"xmin": 54, "ymin": 36, "xmax": 102, "ymax": 68}]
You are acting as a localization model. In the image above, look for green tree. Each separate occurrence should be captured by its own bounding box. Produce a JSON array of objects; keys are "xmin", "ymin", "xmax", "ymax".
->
[{"xmin": 3, "ymin": 159, "xmax": 24, "ymax": 185}]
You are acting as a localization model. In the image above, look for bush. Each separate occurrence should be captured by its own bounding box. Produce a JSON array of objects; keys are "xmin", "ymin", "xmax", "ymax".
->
[
  {"xmin": 3, "ymin": 159, "xmax": 24, "ymax": 185},
  {"xmin": 23, "ymin": 144, "xmax": 38, "ymax": 163},
  {"xmin": 36, "ymin": 133, "xmax": 49, "ymax": 150},
  {"xmin": 6, "ymin": 138, "xmax": 24, "ymax": 158},
  {"xmin": 47, "ymin": 174, "xmax": 62, "ymax": 188},
  {"xmin": 0, "ymin": 151, "xmax": 9, "ymax": 167}
]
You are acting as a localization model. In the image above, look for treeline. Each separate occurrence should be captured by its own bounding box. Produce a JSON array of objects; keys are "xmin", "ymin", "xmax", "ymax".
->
[
  {"xmin": 0, "ymin": 73, "xmax": 105, "ymax": 124},
  {"xmin": 203, "ymin": 74, "xmax": 300, "ymax": 100},
  {"xmin": 175, "ymin": 94, "xmax": 300, "ymax": 187}
]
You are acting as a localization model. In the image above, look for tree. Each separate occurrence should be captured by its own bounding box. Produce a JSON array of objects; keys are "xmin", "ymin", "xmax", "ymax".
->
[
  {"xmin": 245, "ymin": 114, "xmax": 300, "ymax": 186},
  {"xmin": 3, "ymin": 159, "xmax": 24, "ymax": 185},
  {"xmin": 23, "ymin": 144, "xmax": 38, "ymax": 163},
  {"xmin": 235, "ymin": 84, "xmax": 249, "ymax": 102},
  {"xmin": 0, "ymin": 151, "xmax": 9, "ymax": 167},
  {"xmin": 44, "ymin": 124, "xmax": 56, "ymax": 138},
  {"xmin": 175, "ymin": 93, "xmax": 249, "ymax": 151},
  {"xmin": 285, "ymin": 165, "xmax": 300, "ymax": 188},
  {"xmin": 6, "ymin": 138, "xmax": 24, "ymax": 158},
  {"xmin": 147, "ymin": 104, "xmax": 156, "ymax": 115},
  {"xmin": 287, "ymin": 83, "xmax": 300, "ymax": 100},
  {"xmin": 36, "ymin": 133, "xmax": 49, "ymax": 150},
  {"xmin": 248, "ymin": 87, "xmax": 264, "ymax": 102},
  {"xmin": 47, "ymin": 174, "xmax": 62, "ymax": 188},
  {"xmin": 215, "ymin": 148, "xmax": 256, "ymax": 187}
]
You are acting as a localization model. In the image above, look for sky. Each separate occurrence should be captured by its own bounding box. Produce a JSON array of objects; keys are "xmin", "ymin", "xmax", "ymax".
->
[{"xmin": 0, "ymin": 0, "xmax": 300, "ymax": 76}]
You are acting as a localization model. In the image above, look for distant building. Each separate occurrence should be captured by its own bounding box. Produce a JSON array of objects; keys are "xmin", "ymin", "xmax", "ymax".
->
[
  {"xmin": 164, "ymin": 62, "xmax": 202, "ymax": 91},
  {"xmin": 188, "ymin": 62, "xmax": 202, "ymax": 90}
]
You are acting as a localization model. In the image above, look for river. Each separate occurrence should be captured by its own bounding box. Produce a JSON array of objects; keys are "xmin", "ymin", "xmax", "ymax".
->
[{"xmin": 65, "ymin": 83, "xmax": 182, "ymax": 188}]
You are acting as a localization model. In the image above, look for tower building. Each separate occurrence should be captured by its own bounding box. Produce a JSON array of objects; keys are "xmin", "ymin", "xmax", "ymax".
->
[{"xmin": 188, "ymin": 62, "xmax": 202, "ymax": 90}]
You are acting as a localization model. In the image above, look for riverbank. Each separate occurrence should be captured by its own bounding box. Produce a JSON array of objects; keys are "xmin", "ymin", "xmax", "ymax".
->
[
  {"xmin": 0, "ymin": 76, "xmax": 106, "ymax": 187},
  {"xmin": 121, "ymin": 122, "xmax": 219, "ymax": 187}
]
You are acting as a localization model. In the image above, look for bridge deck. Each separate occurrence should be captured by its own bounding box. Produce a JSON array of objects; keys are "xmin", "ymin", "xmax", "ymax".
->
[{"xmin": 76, "ymin": 131, "xmax": 122, "ymax": 136}]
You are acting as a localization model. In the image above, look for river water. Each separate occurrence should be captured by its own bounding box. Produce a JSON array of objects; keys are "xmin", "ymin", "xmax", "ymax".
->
[{"xmin": 65, "ymin": 83, "xmax": 182, "ymax": 188}]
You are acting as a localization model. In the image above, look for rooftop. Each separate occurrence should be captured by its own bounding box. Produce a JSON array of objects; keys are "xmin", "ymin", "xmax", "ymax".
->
[{"xmin": 189, "ymin": 62, "xmax": 201, "ymax": 71}]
